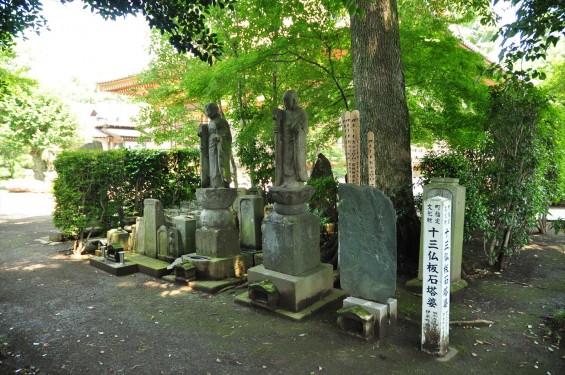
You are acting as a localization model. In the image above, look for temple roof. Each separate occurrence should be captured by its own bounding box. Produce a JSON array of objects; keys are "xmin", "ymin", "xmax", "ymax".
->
[{"xmin": 97, "ymin": 76, "xmax": 157, "ymax": 96}]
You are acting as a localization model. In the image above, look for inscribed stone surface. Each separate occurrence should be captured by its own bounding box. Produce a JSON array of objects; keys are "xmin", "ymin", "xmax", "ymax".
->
[{"xmin": 338, "ymin": 183, "xmax": 396, "ymax": 302}]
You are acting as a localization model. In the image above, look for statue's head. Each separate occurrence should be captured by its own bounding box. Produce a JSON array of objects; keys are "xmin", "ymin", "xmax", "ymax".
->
[
  {"xmin": 283, "ymin": 90, "xmax": 298, "ymax": 110},
  {"xmin": 204, "ymin": 102, "xmax": 220, "ymax": 118}
]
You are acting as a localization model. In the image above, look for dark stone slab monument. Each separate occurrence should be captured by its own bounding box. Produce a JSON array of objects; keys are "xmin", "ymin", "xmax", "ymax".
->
[{"xmin": 337, "ymin": 183, "xmax": 398, "ymax": 340}]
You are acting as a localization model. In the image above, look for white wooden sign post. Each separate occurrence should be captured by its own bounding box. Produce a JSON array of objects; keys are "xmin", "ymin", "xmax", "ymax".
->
[{"xmin": 421, "ymin": 196, "xmax": 451, "ymax": 355}]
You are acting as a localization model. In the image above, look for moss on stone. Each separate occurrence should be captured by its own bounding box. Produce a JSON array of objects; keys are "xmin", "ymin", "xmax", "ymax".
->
[
  {"xmin": 337, "ymin": 305, "xmax": 373, "ymax": 321},
  {"xmin": 249, "ymin": 279, "xmax": 278, "ymax": 294},
  {"xmin": 180, "ymin": 261, "xmax": 195, "ymax": 270}
]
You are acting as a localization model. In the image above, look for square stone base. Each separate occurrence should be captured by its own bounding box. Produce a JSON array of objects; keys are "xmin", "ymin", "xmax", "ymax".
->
[
  {"xmin": 183, "ymin": 253, "xmax": 252, "ymax": 280},
  {"xmin": 190, "ymin": 278, "xmax": 246, "ymax": 294},
  {"xmin": 262, "ymin": 212, "xmax": 320, "ymax": 275},
  {"xmin": 89, "ymin": 257, "xmax": 138, "ymax": 276},
  {"xmin": 235, "ymin": 288, "xmax": 346, "ymax": 321},
  {"xmin": 338, "ymin": 296, "xmax": 397, "ymax": 340},
  {"xmin": 196, "ymin": 227, "xmax": 240, "ymax": 258},
  {"xmin": 127, "ymin": 253, "xmax": 171, "ymax": 278},
  {"xmin": 246, "ymin": 263, "xmax": 333, "ymax": 312}
]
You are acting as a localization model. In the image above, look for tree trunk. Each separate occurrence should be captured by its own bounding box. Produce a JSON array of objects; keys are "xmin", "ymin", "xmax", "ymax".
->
[
  {"xmin": 30, "ymin": 148, "xmax": 45, "ymax": 181},
  {"xmin": 350, "ymin": 0, "xmax": 420, "ymax": 271}
]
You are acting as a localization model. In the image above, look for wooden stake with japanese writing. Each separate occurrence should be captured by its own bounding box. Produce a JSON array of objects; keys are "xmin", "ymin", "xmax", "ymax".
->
[
  {"xmin": 421, "ymin": 196, "xmax": 451, "ymax": 356},
  {"xmin": 341, "ymin": 110, "xmax": 361, "ymax": 185},
  {"xmin": 367, "ymin": 131, "xmax": 376, "ymax": 187}
]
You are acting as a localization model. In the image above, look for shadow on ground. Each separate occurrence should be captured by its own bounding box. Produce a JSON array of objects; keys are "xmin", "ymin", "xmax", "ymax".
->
[{"xmin": 0, "ymin": 193, "xmax": 564, "ymax": 374}]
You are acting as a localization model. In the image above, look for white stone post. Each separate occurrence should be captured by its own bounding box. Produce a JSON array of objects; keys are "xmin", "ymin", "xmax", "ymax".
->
[{"xmin": 421, "ymin": 196, "xmax": 451, "ymax": 355}]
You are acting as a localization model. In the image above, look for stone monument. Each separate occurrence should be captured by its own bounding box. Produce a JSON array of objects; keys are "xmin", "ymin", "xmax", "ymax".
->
[
  {"xmin": 186, "ymin": 103, "xmax": 251, "ymax": 281},
  {"xmin": 336, "ymin": 184, "xmax": 398, "ymax": 340},
  {"xmin": 421, "ymin": 196, "xmax": 452, "ymax": 355},
  {"xmin": 239, "ymin": 91, "xmax": 337, "ymax": 317},
  {"xmin": 406, "ymin": 177, "xmax": 467, "ymax": 295}
]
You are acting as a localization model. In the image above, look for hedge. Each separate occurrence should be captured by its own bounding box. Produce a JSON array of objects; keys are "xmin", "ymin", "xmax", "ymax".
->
[{"xmin": 52, "ymin": 148, "xmax": 200, "ymax": 238}]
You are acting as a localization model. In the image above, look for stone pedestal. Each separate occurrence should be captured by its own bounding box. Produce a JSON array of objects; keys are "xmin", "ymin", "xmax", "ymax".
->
[
  {"xmin": 193, "ymin": 188, "xmax": 243, "ymax": 280},
  {"xmin": 248, "ymin": 264, "xmax": 332, "ymax": 312},
  {"xmin": 183, "ymin": 253, "xmax": 252, "ymax": 280},
  {"xmin": 261, "ymin": 211, "xmax": 319, "ymax": 275},
  {"xmin": 245, "ymin": 185, "xmax": 334, "ymax": 314}
]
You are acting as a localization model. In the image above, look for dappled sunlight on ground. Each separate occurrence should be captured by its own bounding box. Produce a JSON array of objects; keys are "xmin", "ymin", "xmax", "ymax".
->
[
  {"xmin": 6, "ymin": 262, "xmax": 62, "ymax": 271},
  {"xmin": 49, "ymin": 253, "xmax": 90, "ymax": 262},
  {"xmin": 144, "ymin": 280, "xmax": 171, "ymax": 289},
  {"xmin": 143, "ymin": 280, "xmax": 193, "ymax": 297},
  {"xmin": 115, "ymin": 280, "xmax": 140, "ymax": 288},
  {"xmin": 159, "ymin": 286, "xmax": 193, "ymax": 297}
]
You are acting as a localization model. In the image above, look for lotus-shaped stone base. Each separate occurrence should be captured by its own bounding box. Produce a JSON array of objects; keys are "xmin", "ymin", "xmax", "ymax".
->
[
  {"xmin": 268, "ymin": 185, "xmax": 314, "ymax": 215},
  {"xmin": 196, "ymin": 188, "xmax": 237, "ymax": 210}
]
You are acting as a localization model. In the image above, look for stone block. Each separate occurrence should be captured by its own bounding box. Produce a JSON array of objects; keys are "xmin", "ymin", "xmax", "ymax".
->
[
  {"xmin": 247, "ymin": 263, "xmax": 333, "ymax": 312},
  {"xmin": 239, "ymin": 195, "xmax": 264, "ymax": 250},
  {"xmin": 248, "ymin": 280, "xmax": 279, "ymax": 310},
  {"xmin": 134, "ymin": 217, "xmax": 145, "ymax": 255},
  {"xmin": 173, "ymin": 262, "xmax": 196, "ymax": 282},
  {"xmin": 183, "ymin": 253, "xmax": 252, "ymax": 280},
  {"xmin": 261, "ymin": 211, "xmax": 320, "ymax": 275},
  {"xmin": 107, "ymin": 228, "xmax": 129, "ymax": 251},
  {"xmin": 338, "ymin": 184, "xmax": 396, "ymax": 303},
  {"xmin": 342, "ymin": 296, "xmax": 397, "ymax": 340},
  {"xmin": 337, "ymin": 305, "xmax": 375, "ymax": 340},
  {"xmin": 143, "ymin": 199, "xmax": 165, "ymax": 259},
  {"xmin": 173, "ymin": 216, "xmax": 197, "ymax": 255},
  {"xmin": 195, "ymin": 227, "xmax": 240, "ymax": 258}
]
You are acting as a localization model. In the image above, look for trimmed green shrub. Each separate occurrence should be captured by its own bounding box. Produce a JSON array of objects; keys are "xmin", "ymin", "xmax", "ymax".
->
[{"xmin": 53, "ymin": 148, "xmax": 200, "ymax": 246}]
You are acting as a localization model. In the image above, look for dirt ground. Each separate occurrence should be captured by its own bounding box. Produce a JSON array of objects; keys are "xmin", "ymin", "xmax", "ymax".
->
[{"xmin": 0, "ymin": 191, "xmax": 564, "ymax": 375}]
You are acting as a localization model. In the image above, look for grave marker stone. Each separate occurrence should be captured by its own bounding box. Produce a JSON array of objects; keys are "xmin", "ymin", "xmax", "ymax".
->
[
  {"xmin": 338, "ymin": 183, "xmax": 397, "ymax": 302},
  {"xmin": 143, "ymin": 199, "xmax": 165, "ymax": 258}
]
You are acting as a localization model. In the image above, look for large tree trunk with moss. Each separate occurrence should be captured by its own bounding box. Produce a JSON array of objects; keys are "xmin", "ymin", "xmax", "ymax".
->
[
  {"xmin": 30, "ymin": 148, "xmax": 45, "ymax": 181},
  {"xmin": 350, "ymin": 0, "xmax": 420, "ymax": 272}
]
